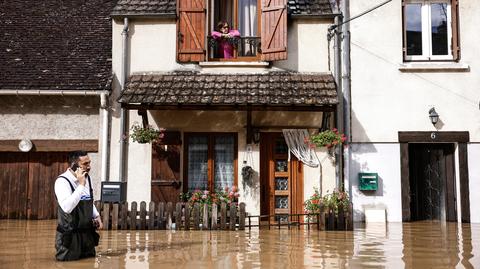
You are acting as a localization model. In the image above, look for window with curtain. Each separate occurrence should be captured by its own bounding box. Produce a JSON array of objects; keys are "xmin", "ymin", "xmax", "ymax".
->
[
  {"xmin": 403, "ymin": 0, "xmax": 459, "ymax": 61},
  {"xmin": 209, "ymin": 0, "xmax": 260, "ymax": 59},
  {"xmin": 185, "ymin": 133, "xmax": 237, "ymax": 192}
]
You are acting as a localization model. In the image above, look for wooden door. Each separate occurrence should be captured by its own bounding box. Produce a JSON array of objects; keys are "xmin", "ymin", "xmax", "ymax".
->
[
  {"xmin": 409, "ymin": 143, "xmax": 456, "ymax": 221},
  {"xmin": 260, "ymin": 133, "xmax": 303, "ymax": 223},
  {"xmin": 151, "ymin": 133, "xmax": 182, "ymax": 203},
  {"xmin": 0, "ymin": 152, "xmax": 68, "ymax": 219}
]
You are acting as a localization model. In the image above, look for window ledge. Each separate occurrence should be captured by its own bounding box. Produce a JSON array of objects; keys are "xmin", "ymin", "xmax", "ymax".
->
[
  {"xmin": 199, "ymin": 61, "xmax": 270, "ymax": 68},
  {"xmin": 398, "ymin": 63, "xmax": 470, "ymax": 72}
]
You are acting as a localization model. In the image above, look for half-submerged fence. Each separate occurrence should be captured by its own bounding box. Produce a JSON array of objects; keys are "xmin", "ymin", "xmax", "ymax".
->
[{"xmin": 94, "ymin": 201, "xmax": 353, "ymax": 231}]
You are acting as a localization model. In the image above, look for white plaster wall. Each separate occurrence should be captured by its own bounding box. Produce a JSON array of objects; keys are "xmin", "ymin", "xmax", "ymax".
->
[
  {"xmin": 0, "ymin": 104, "xmax": 99, "ymax": 140},
  {"xmin": 468, "ymin": 144, "xmax": 480, "ymax": 223},
  {"xmin": 121, "ymin": 110, "xmax": 335, "ymax": 215},
  {"xmin": 274, "ymin": 19, "xmax": 332, "ymax": 72},
  {"xmin": 129, "ymin": 20, "xmax": 182, "ymax": 73},
  {"xmin": 348, "ymin": 143, "xmax": 402, "ymax": 222},
  {"xmin": 350, "ymin": 0, "xmax": 480, "ymax": 143}
]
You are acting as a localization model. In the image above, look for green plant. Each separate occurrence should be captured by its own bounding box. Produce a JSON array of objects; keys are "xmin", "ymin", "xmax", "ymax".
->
[
  {"xmin": 129, "ymin": 123, "xmax": 164, "ymax": 143},
  {"xmin": 322, "ymin": 188, "xmax": 350, "ymax": 215},
  {"xmin": 304, "ymin": 188, "xmax": 322, "ymax": 215},
  {"xmin": 179, "ymin": 186, "xmax": 240, "ymax": 208},
  {"xmin": 308, "ymin": 128, "xmax": 346, "ymax": 149}
]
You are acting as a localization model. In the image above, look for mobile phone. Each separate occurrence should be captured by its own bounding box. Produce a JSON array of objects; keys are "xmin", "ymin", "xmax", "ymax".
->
[{"xmin": 71, "ymin": 163, "xmax": 79, "ymax": 172}]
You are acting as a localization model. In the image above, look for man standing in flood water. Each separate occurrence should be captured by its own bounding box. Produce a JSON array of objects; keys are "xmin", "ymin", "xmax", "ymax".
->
[{"xmin": 54, "ymin": 150, "xmax": 103, "ymax": 261}]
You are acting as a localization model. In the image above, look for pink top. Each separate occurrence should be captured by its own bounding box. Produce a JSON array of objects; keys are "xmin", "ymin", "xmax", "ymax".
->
[{"xmin": 211, "ymin": 30, "xmax": 240, "ymax": 59}]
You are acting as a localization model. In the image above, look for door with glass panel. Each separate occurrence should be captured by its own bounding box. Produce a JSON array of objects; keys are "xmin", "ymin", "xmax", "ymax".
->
[
  {"xmin": 260, "ymin": 133, "xmax": 303, "ymax": 224},
  {"xmin": 184, "ymin": 133, "xmax": 238, "ymax": 192}
]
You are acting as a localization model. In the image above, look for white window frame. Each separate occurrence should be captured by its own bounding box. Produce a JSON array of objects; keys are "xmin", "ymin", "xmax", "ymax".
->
[{"xmin": 405, "ymin": 0, "xmax": 453, "ymax": 61}]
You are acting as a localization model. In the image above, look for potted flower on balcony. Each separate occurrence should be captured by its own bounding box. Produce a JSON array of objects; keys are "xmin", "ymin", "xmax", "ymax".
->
[{"xmin": 129, "ymin": 123, "xmax": 164, "ymax": 144}]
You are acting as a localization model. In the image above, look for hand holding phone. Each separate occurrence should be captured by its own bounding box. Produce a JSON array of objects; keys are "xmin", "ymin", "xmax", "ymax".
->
[{"xmin": 71, "ymin": 163, "xmax": 86, "ymax": 186}]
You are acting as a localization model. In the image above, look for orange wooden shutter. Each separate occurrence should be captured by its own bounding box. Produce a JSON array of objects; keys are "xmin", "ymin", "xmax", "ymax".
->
[
  {"xmin": 177, "ymin": 0, "xmax": 206, "ymax": 62},
  {"xmin": 261, "ymin": 0, "xmax": 287, "ymax": 61},
  {"xmin": 451, "ymin": 0, "xmax": 460, "ymax": 61}
]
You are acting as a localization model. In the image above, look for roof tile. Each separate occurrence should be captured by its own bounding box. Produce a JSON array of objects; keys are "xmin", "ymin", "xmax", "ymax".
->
[{"xmin": 119, "ymin": 71, "xmax": 337, "ymax": 107}]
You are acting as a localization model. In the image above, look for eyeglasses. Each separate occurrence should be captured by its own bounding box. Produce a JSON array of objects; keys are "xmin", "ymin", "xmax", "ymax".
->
[{"xmin": 221, "ymin": 26, "xmax": 229, "ymax": 29}]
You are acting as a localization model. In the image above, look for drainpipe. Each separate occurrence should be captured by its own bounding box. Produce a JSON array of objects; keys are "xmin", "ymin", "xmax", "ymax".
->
[
  {"xmin": 119, "ymin": 17, "xmax": 129, "ymax": 183},
  {"xmin": 342, "ymin": 0, "xmax": 351, "ymax": 198},
  {"xmin": 100, "ymin": 92, "xmax": 110, "ymax": 182},
  {"xmin": 0, "ymin": 89, "xmax": 111, "ymax": 182},
  {"xmin": 332, "ymin": 13, "xmax": 344, "ymax": 190}
]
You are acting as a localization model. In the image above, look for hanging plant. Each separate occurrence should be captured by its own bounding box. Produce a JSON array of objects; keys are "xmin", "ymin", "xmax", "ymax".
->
[
  {"xmin": 308, "ymin": 128, "xmax": 346, "ymax": 148},
  {"xmin": 130, "ymin": 123, "xmax": 164, "ymax": 144}
]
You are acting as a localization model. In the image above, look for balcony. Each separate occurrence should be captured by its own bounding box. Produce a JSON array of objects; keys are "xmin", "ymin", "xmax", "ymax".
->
[{"xmin": 207, "ymin": 36, "xmax": 261, "ymax": 61}]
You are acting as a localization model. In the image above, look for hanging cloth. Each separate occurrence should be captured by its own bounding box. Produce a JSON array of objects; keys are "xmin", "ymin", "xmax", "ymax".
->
[{"xmin": 282, "ymin": 129, "xmax": 320, "ymax": 168}]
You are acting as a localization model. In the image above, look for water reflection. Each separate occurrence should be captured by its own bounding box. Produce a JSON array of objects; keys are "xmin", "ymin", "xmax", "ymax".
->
[{"xmin": 0, "ymin": 220, "xmax": 478, "ymax": 268}]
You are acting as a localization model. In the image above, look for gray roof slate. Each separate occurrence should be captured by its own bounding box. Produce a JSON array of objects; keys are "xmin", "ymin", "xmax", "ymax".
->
[{"xmin": 0, "ymin": 0, "xmax": 115, "ymax": 91}]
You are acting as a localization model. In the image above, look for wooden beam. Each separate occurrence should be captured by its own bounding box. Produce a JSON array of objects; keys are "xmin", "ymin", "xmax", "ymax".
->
[
  {"xmin": 400, "ymin": 143, "xmax": 410, "ymax": 222},
  {"xmin": 398, "ymin": 131, "xmax": 469, "ymax": 143},
  {"xmin": 458, "ymin": 143, "xmax": 470, "ymax": 223},
  {"xmin": 246, "ymin": 108, "xmax": 253, "ymax": 144},
  {"xmin": 121, "ymin": 103, "xmax": 336, "ymax": 112},
  {"xmin": 0, "ymin": 140, "xmax": 98, "ymax": 152},
  {"xmin": 137, "ymin": 109, "xmax": 149, "ymax": 128}
]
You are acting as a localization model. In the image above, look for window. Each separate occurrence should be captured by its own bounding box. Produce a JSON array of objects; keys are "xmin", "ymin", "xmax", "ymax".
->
[
  {"xmin": 207, "ymin": 0, "xmax": 260, "ymax": 60},
  {"xmin": 177, "ymin": 0, "xmax": 287, "ymax": 63},
  {"xmin": 184, "ymin": 133, "xmax": 237, "ymax": 191},
  {"xmin": 403, "ymin": 0, "xmax": 459, "ymax": 61}
]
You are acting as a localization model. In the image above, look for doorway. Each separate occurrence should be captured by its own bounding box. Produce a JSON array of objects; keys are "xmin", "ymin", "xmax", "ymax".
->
[
  {"xmin": 408, "ymin": 143, "xmax": 456, "ymax": 221},
  {"xmin": 260, "ymin": 133, "xmax": 303, "ymax": 223}
]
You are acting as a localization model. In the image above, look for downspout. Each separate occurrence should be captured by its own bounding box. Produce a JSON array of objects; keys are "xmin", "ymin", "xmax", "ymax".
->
[
  {"xmin": 119, "ymin": 17, "xmax": 129, "ymax": 183},
  {"xmin": 100, "ymin": 92, "xmax": 110, "ymax": 182},
  {"xmin": 332, "ymin": 13, "xmax": 344, "ymax": 190},
  {"xmin": 341, "ymin": 0, "xmax": 352, "ymax": 198}
]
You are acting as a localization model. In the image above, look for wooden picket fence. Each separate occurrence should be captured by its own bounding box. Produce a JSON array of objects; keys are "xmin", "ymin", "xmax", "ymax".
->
[
  {"xmin": 247, "ymin": 203, "xmax": 354, "ymax": 231},
  {"xmin": 94, "ymin": 201, "xmax": 246, "ymax": 230},
  {"xmin": 94, "ymin": 201, "xmax": 353, "ymax": 231}
]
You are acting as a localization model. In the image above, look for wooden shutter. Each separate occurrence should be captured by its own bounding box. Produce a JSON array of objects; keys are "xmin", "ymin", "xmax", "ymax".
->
[
  {"xmin": 261, "ymin": 0, "xmax": 287, "ymax": 61},
  {"xmin": 177, "ymin": 0, "xmax": 206, "ymax": 62},
  {"xmin": 451, "ymin": 0, "xmax": 460, "ymax": 61}
]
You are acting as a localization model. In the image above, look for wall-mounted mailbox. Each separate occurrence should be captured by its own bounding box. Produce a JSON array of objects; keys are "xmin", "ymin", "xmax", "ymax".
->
[
  {"xmin": 101, "ymin": 182, "xmax": 127, "ymax": 203},
  {"xmin": 359, "ymin": 173, "xmax": 378, "ymax": 191}
]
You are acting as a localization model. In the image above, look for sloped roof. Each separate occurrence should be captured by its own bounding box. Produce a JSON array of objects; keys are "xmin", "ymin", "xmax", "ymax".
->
[
  {"xmin": 0, "ymin": 0, "xmax": 115, "ymax": 91},
  {"xmin": 119, "ymin": 71, "xmax": 337, "ymax": 109},
  {"xmin": 111, "ymin": 0, "xmax": 333, "ymax": 17},
  {"xmin": 111, "ymin": 0, "xmax": 176, "ymax": 17}
]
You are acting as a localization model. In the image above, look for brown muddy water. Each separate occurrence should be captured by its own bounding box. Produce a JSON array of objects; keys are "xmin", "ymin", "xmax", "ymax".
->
[{"xmin": 0, "ymin": 220, "xmax": 479, "ymax": 268}]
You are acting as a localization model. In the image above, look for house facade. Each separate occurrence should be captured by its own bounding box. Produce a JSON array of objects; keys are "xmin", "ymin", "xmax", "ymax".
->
[
  {"xmin": 109, "ymin": 0, "xmax": 341, "ymax": 218},
  {"xmin": 0, "ymin": 0, "xmax": 114, "ymax": 219},
  {"xmin": 348, "ymin": 0, "xmax": 480, "ymax": 223}
]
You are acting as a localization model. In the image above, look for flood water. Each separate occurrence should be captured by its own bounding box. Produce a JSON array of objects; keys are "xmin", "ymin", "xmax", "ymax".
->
[{"xmin": 0, "ymin": 220, "xmax": 479, "ymax": 268}]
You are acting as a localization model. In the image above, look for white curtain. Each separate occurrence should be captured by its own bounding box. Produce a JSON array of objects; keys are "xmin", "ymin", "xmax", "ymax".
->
[
  {"xmin": 282, "ymin": 129, "xmax": 320, "ymax": 168},
  {"xmin": 187, "ymin": 136, "xmax": 209, "ymax": 191},
  {"xmin": 238, "ymin": 0, "xmax": 257, "ymax": 37},
  {"xmin": 214, "ymin": 136, "xmax": 235, "ymax": 190}
]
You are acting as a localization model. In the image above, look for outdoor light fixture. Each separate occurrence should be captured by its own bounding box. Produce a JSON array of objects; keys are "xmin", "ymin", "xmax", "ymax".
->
[
  {"xmin": 18, "ymin": 139, "xmax": 33, "ymax": 152},
  {"xmin": 429, "ymin": 107, "xmax": 439, "ymax": 126},
  {"xmin": 253, "ymin": 128, "xmax": 261, "ymax": 144}
]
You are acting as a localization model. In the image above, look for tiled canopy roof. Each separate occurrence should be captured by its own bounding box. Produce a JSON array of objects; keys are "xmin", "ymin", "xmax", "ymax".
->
[
  {"xmin": 119, "ymin": 71, "xmax": 337, "ymax": 108},
  {"xmin": 111, "ymin": 0, "xmax": 333, "ymax": 17},
  {"xmin": 0, "ymin": 0, "xmax": 115, "ymax": 91}
]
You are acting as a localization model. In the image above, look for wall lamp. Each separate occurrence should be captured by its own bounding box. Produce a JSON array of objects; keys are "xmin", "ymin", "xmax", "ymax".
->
[{"xmin": 429, "ymin": 107, "xmax": 439, "ymax": 126}]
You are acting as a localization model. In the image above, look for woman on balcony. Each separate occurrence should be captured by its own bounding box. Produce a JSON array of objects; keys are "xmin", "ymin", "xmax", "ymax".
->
[{"xmin": 211, "ymin": 21, "xmax": 240, "ymax": 59}]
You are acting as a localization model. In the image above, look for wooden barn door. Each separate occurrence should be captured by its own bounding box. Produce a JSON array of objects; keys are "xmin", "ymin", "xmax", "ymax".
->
[
  {"xmin": 0, "ymin": 152, "xmax": 68, "ymax": 219},
  {"xmin": 151, "ymin": 132, "xmax": 182, "ymax": 203}
]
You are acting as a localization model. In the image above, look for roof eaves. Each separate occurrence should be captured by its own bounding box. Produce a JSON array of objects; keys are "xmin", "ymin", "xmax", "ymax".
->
[{"xmin": 110, "ymin": 13, "xmax": 177, "ymax": 19}]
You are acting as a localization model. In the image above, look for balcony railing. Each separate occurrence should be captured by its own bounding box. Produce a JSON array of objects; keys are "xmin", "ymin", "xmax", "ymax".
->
[{"xmin": 207, "ymin": 36, "xmax": 261, "ymax": 60}]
